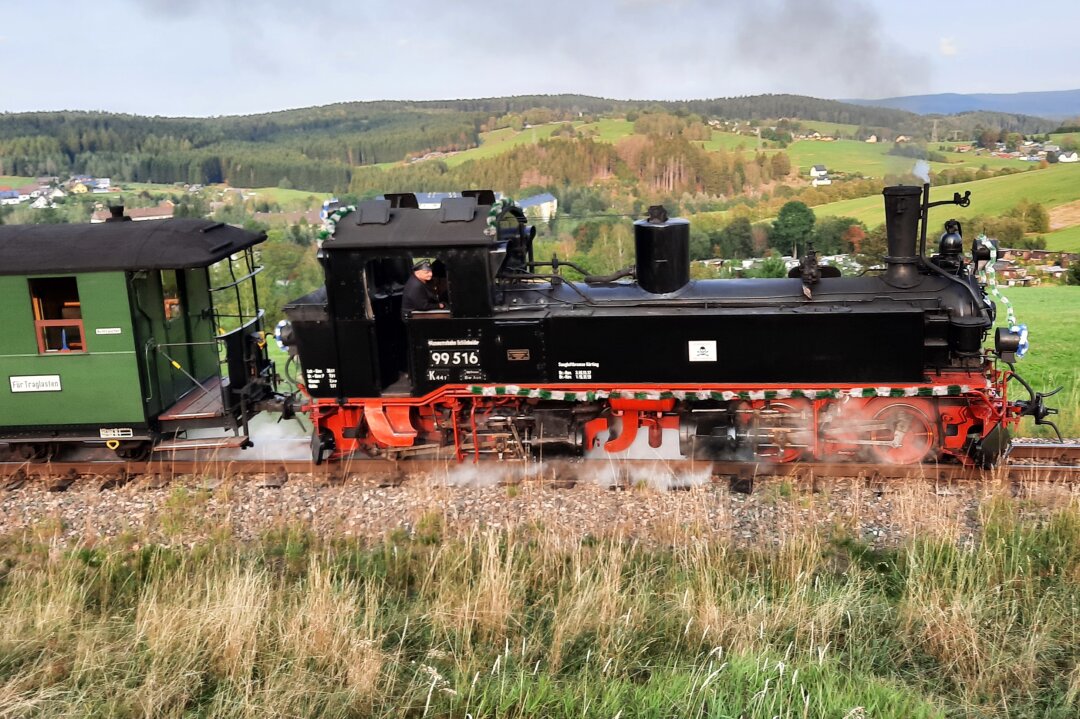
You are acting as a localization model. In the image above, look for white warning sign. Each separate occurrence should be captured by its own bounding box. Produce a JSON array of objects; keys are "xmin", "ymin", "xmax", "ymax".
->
[{"xmin": 688, "ymin": 340, "xmax": 717, "ymax": 362}]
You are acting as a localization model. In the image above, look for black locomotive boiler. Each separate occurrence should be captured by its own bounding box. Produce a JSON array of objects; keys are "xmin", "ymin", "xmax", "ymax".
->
[{"xmin": 281, "ymin": 185, "xmax": 1054, "ymax": 466}]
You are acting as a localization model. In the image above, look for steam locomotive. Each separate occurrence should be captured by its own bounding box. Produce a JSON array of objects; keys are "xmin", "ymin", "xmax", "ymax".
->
[
  {"xmin": 281, "ymin": 185, "xmax": 1059, "ymax": 466},
  {"xmin": 0, "ymin": 186, "xmax": 1056, "ymax": 467}
]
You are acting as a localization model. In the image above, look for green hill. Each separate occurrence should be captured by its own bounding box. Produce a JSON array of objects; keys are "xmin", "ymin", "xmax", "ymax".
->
[{"xmin": 812, "ymin": 164, "xmax": 1080, "ymax": 226}]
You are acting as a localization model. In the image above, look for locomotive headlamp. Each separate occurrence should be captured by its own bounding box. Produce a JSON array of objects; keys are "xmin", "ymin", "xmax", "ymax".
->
[
  {"xmin": 939, "ymin": 219, "xmax": 963, "ymax": 257},
  {"xmin": 995, "ymin": 327, "xmax": 1021, "ymax": 363}
]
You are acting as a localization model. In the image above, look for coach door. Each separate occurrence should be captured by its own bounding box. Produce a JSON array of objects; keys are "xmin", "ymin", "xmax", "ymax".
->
[{"xmin": 130, "ymin": 270, "xmax": 196, "ymax": 413}]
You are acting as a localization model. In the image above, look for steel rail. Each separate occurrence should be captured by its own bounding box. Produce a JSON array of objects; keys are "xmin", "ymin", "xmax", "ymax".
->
[{"xmin": 3, "ymin": 456, "xmax": 1080, "ymax": 490}]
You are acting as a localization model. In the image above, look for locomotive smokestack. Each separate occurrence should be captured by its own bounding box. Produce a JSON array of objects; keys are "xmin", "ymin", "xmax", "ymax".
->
[
  {"xmin": 634, "ymin": 206, "xmax": 690, "ymax": 294},
  {"xmin": 105, "ymin": 205, "xmax": 131, "ymax": 222},
  {"xmin": 881, "ymin": 185, "xmax": 922, "ymax": 288}
]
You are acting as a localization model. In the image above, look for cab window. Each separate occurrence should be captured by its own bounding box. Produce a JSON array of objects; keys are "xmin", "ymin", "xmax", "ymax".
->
[
  {"xmin": 161, "ymin": 270, "xmax": 182, "ymax": 321},
  {"xmin": 28, "ymin": 276, "xmax": 85, "ymax": 353}
]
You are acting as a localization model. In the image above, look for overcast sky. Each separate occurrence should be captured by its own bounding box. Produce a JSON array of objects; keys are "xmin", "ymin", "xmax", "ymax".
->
[{"xmin": 2, "ymin": 0, "xmax": 1077, "ymax": 117}]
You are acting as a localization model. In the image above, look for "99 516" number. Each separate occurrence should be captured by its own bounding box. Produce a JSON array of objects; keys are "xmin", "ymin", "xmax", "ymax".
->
[{"xmin": 429, "ymin": 350, "xmax": 480, "ymax": 367}]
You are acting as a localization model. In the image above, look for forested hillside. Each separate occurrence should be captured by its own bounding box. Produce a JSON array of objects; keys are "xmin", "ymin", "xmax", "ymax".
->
[{"xmin": 0, "ymin": 94, "xmax": 1058, "ymax": 193}]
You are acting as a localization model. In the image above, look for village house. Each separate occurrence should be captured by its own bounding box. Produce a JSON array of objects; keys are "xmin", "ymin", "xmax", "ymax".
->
[
  {"xmin": 517, "ymin": 192, "xmax": 559, "ymax": 222},
  {"xmin": 1059, "ymin": 151, "xmax": 1078, "ymax": 163},
  {"xmin": 809, "ymin": 165, "xmax": 828, "ymax": 178}
]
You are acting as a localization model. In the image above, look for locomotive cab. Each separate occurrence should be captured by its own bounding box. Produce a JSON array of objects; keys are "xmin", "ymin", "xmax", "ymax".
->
[{"xmin": 287, "ymin": 192, "xmax": 532, "ymax": 400}]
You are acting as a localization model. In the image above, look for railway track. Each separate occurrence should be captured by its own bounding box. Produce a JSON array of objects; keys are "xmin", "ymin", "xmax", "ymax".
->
[{"xmin": 2, "ymin": 439, "xmax": 1079, "ymax": 492}]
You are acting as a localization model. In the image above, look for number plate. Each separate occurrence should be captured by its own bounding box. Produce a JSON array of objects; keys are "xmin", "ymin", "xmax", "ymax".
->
[
  {"xmin": 99, "ymin": 428, "xmax": 134, "ymax": 439},
  {"xmin": 428, "ymin": 350, "xmax": 480, "ymax": 367}
]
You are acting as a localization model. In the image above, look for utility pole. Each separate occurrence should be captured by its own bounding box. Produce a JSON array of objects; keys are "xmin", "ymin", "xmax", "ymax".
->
[{"xmin": 931, "ymin": 118, "xmax": 938, "ymax": 144}]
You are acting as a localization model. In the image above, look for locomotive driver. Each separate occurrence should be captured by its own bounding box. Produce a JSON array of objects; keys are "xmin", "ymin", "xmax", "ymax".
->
[{"xmin": 401, "ymin": 259, "xmax": 445, "ymax": 318}]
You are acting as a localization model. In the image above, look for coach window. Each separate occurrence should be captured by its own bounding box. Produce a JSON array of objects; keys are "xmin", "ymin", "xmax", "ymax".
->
[
  {"xmin": 161, "ymin": 270, "xmax": 182, "ymax": 321},
  {"xmin": 28, "ymin": 276, "xmax": 86, "ymax": 354}
]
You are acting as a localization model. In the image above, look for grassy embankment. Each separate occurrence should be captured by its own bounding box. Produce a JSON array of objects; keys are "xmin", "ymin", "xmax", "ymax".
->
[
  {"xmin": 810, "ymin": 162, "xmax": 1080, "ymax": 226},
  {"xmin": 0, "ymin": 492, "xmax": 1077, "ymax": 718}
]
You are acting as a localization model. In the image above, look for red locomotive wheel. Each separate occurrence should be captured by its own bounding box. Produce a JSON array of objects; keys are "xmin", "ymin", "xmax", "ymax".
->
[{"xmin": 868, "ymin": 401, "xmax": 939, "ymax": 465}]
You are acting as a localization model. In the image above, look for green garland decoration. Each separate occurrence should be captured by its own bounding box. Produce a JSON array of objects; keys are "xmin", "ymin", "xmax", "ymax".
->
[
  {"xmin": 319, "ymin": 205, "xmax": 356, "ymax": 241},
  {"xmin": 467, "ymin": 383, "xmax": 987, "ymax": 402},
  {"xmin": 484, "ymin": 197, "xmax": 516, "ymax": 236},
  {"xmin": 976, "ymin": 235, "xmax": 1016, "ymax": 326}
]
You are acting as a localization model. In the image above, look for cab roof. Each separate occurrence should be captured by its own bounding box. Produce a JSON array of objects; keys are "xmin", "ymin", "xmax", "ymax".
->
[
  {"xmin": 0, "ymin": 219, "xmax": 266, "ymax": 276},
  {"xmin": 324, "ymin": 196, "xmax": 521, "ymax": 250}
]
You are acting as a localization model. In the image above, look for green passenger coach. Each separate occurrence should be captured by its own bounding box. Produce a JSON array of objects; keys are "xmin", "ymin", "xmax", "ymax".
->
[{"xmin": 0, "ymin": 214, "xmax": 276, "ymax": 461}]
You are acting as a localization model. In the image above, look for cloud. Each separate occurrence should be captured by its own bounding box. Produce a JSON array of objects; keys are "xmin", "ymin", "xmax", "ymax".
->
[{"xmin": 939, "ymin": 37, "xmax": 958, "ymax": 56}]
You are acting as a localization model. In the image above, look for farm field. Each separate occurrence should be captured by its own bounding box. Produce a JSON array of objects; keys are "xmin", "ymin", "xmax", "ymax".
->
[
  {"xmin": 785, "ymin": 140, "xmax": 1029, "ymax": 178},
  {"xmin": 442, "ymin": 124, "xmax": 563, "ymax": 167},
  {"xmin": 1043, "ymin": 224, "xmax": 1080, "ymax": 252},
  {"xmin": 812, "ymin": 163, "xmax": 1080, "ymax": 225},
  {"xmin": 1047, "ymin": 131, "xmax": 1079, "ymax": 146},
  {"xmin": 795, "ymin": 120, "xmax": 861, "ymax": 137},
  {"xmin": 242, "ymin": 186, "xmax": 331, "ymax": 206},
  {"xmin": 0, "ymin": 175, "xmax": 36, "ymax": 188},
  {"xmin": 577, "ymin": 117, "xmax": 635, "ymax": 143},
  {"xmin": 112, "ymin": 182, "xmax": 330, "ymax": 209},
  {"xmin": 699, "ymin": 130, "xmax": 755, "ymax": 152},
  {"xmin": 786, "ymin": 139, "xmax": 898, "ymax": 176}
]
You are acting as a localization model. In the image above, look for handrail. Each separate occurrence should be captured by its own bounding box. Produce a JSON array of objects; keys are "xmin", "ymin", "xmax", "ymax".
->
[
  {"xmin": 216, "ymin": 310, "xmax": 264, "ymax": 340},
  {"xmin": 209, "ymin": 265, "xmax": 263, "ymax": 293}
]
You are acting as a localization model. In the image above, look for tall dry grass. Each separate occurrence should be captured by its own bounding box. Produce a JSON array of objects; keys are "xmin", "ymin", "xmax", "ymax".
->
[{"xmin": 0, "ymin": 486, "xmax": 1076, "ymax": 718}]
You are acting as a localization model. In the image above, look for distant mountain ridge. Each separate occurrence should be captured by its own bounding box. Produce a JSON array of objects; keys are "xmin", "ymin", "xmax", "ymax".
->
[{"xmin": 844, "ymin": 89, "xmax": 1080, "ymax": 120}]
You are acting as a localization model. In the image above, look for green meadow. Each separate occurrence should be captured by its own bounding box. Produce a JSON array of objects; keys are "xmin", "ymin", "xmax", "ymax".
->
[
  {"xmin": 442, "ymin": 124, "xmax": 564, "ymax": 167},
  {"xmin": 1002, "ymin": 286, "xmax": 1080, "ymax": 437},
  {"xmin": 795, "ymin": 120, "xmax": 861, "ymax": 137},
  {"xmin": 578, "ymin": 117, "xmax": 635, "ymax": 143},
  {"xmin": 785, "ymin": 140, "xmax": 1029, "ymax": 178},
  {"xmin": 242, "ymin": 186, "xmax": 331, "ymax": 206},
  {"xmin": 699, "ymin": 130, "xmax": 755, "ymax": 152},
  {"xmin": 0, "ymin": 175, "xmax": 36, "ymax": 188},
  {"xmin": 812, "ymin": 163, "xmax": 1080, "ymax": 225},
  {"xmin": 1044, "ymin": 224, "xmax": 1080, "ymax": 252}
]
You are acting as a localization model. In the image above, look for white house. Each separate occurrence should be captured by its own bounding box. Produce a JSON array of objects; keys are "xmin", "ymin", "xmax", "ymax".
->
[
  {"xmin": 1058, "ymin": 151, "xmax": 1079, "ymax": 163},
  {"xmin": 809, "ymin": 164, "xmax": 828, "ymax": 178},
  {"xmin": 865, "ymin": 134, "xmax": 878, "ymax": 143},
  {"xmin": 517, "ymin": 192, "xmax": 559, "ymax": 222},
  {"xmin": 811, "ymin": 175, "xmax": 832, "ymax": 187}
]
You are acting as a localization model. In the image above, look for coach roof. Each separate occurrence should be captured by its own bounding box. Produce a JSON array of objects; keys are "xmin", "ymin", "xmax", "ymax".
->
[{"xmin": 0, "ymin": 219, "xmax": 266, "ymax": 275}]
